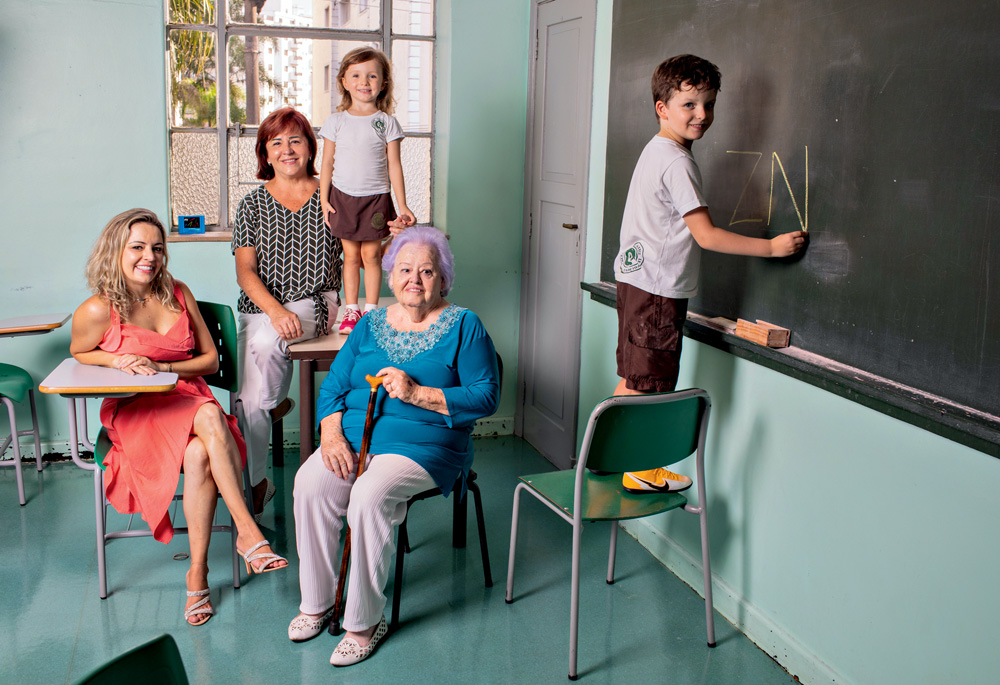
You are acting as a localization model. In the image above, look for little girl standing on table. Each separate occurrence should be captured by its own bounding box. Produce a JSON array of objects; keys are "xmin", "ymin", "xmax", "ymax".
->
[{"xmin": 319, "ymin": 46, "xmax": 415, "ymax": 335}]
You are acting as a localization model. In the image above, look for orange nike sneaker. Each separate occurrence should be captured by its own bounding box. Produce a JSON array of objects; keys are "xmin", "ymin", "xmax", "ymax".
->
[{"xmin": 622, "ymin": 467, "xmax": 692, "ymax": 493}]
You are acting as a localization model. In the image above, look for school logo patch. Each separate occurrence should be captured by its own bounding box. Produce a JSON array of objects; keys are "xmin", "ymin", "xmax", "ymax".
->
[
  {"xmin": 372, "ymin": 118, "xmax": 386, "ymax": 135},
  {"xmin": 371, "ymin": 212, "xmax": 386, "ymax": 229},
  {"xmin": 619, "ymin": 241, "xmax": 645, "ymax": 273}
]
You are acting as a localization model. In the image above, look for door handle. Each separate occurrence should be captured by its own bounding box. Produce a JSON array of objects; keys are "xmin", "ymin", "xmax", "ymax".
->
[{"xmin": 561, "ymin": 223, "xmax": 578, "ymax": 230}]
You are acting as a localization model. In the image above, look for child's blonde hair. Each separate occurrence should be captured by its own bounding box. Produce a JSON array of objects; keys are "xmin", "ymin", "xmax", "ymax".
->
[{"xmin": 336, "ymin": 46, "xmax": 395, "ymax": 114}]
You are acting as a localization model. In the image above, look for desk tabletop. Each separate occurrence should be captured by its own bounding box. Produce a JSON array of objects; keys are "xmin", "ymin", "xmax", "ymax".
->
[
  {"xmin": 0, "ymin": 313, "xmax": 71, "ymax": 336},
  {"xmin": 288, "ymin": 298, "xmax": 395, "ymax": 361},
  {"xmin": 288, "ymin": 332, "xmax": 348, "ymax": 360},
  {"xmin": 39, "ymin": 358, "xmax": 178, "ymax": 396}
]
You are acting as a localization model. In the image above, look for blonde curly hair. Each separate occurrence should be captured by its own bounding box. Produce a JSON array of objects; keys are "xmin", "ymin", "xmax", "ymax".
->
[{"xmin": 85, "ymin": 209, "xmax": 179, "ymax": 323}]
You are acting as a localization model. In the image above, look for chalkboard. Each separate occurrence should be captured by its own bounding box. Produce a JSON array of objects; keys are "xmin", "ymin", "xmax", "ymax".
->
[{"xmin": 601, "ymin": 0, "xmax": 1000, "ymax": 427}]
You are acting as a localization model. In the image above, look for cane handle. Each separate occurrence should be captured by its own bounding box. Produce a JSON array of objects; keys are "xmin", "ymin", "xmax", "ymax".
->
[{"xmin": 366, "ymin": 374, "xmax": 384, "ymax": 390}]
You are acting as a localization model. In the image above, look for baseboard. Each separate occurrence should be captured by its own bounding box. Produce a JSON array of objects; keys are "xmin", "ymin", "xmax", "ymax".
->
[
  {"xmin": 620, "ymin": 519, "xmax": 846, "ymax": 685},
  {"xmin": 471, "ymin": 415, "xmax": 514, "ymax": 437}
]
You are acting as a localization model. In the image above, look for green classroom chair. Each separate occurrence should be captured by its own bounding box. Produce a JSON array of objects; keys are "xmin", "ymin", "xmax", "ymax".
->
[
  {"xmin": 0, "ymin": 362, "xmax": 43, "ymax": 506},
  {"xmin": 92, "ymin": 301, "xmax": 252, "ymax": 599},
  {"xmin": 74, "ymin": 633, "xmax": 188, "ymax": 684},
  {"xmin": 505, "ymin": 389, "xmax": 716, "ymax": 680},
  {"xmin": 389, "ymin": 352, "xmax": 503, "ymax": 631}
]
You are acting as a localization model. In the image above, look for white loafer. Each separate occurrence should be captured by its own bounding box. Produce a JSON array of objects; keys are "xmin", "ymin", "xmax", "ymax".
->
[
  {"xmin": 330, "ymin": 615, "xmax": 388, "ymax": 667},
  {"xmin": 288, "ymin": 607, "xmax": 336, "ymax": 642}
]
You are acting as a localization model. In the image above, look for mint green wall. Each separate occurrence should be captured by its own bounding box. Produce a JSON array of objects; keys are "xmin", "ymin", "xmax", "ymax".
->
[
  {"xmin": 580, "ymin": 1, "xmax": 1000, "ymax": 683},
  {"xmin": 1, "ymin": 0, "xmax": 526, "ymax": 445},
  {"xmin": 434, "ymin": 0, "xmax": 529, "ymax": 421}
]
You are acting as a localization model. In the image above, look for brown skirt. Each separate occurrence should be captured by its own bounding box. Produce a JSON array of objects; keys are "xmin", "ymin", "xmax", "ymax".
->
[{"xmin": 327, "ymin": 185, "xmax": 395, "ymax": 242}]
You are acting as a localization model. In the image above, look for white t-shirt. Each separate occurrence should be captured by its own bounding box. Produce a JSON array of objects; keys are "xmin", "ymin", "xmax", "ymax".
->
[
  {"xmin": 614, "ymin": 136, "xmax": 706, "ymax": 299},
  {"xmin": 319, "ymin": 110, "xmax": 404, "ymax": 197}
]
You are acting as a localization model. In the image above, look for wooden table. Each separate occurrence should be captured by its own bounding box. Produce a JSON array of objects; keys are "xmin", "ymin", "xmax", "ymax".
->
[
  {"xmin": 39, "ymin": 358, "xmax": 178, "ymax": 599},
  {"xmin": 0, "ymin": 313, "xmax": 70, "ymax": 338},
  {"xmin": 287, "ymin": 298, "xmax": 393, "ymax": 463}
]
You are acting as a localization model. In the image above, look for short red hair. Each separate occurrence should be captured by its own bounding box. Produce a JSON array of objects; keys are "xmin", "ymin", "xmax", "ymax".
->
[{"xmin": 255, "ymin": 108, "xmax": 318, "ymax": 180}]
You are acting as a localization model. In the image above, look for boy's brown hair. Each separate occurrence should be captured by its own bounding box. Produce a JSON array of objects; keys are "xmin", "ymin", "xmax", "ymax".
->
[{"xmin": 651, "ymin": 54, "xmax": 721, "ymax": 120}]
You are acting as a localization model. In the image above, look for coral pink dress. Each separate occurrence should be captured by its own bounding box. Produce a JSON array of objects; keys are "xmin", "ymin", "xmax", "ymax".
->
[{"xmin": 98, "ymin": 283, "xmax": 247, "ymax": 543}]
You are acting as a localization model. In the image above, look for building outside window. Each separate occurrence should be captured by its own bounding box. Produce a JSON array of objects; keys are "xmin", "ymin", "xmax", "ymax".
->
[{"xmin": 166, "ymin": 0, "xmax": 435, "ymax": 237}]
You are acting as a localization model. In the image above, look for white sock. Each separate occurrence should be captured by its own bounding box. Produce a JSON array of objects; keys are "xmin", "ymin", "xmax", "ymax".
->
[
  {"xmin": 364, "ymin": 303, "xmax": 377, "ymax": 313},
  {"xmin": 345, "ymin": 304, "xmax": 360, "ymax": 312}
]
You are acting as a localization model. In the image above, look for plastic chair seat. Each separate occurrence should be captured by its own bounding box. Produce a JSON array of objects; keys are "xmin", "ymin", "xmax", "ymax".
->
[
  {"xmin": 0, "ymin": 363, "xmax": 33, "ymax": 403},
  {"xmin": 517, "ymin": 470, "xmax": 688, "ymax": 522},
  {"xmin": 1, "ymin": 362, "xmax": 43, "ymax": 506},
  {"xmin": 73, "ymin": 633, "xmax": 188, "ymax": 684}
]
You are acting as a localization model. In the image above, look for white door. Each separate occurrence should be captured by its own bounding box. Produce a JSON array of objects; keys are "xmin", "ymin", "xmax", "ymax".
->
[{"xmin": 516, "ymin": 0, "xmax": 596, "ymax": 469}]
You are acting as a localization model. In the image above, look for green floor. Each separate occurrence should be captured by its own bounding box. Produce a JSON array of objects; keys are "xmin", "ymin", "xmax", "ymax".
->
[{"xmin": 1, "ymin": 436, "xmax": 795, "ymax": 684}]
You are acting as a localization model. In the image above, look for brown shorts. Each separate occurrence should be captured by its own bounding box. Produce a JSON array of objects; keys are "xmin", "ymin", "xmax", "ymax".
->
[
  {"xmin": 327, "ymin": 185, "xmax": 395, "ymax": 242},
  {"xmin": 616, "ymin": 281, "xmax": 688, "ymax": 393}
]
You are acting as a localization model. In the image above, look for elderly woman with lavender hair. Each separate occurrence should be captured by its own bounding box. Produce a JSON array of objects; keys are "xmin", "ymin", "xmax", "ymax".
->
[{"xmin": 288, "ymin": 225, "xmax": 500, "ymax": 667}]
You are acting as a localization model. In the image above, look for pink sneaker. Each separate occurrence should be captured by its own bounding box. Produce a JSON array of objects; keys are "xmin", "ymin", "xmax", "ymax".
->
[{"xmin": 339, "ymin": 308, "xmax": 362, "ymax": 335}]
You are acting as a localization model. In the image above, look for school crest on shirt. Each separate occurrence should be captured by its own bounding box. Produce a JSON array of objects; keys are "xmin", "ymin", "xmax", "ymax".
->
[
  {"xmin": 372, "ymin": 118, "xmax": 386, "ymax": 135},
  {"xmin": 619, "ymin": 241, "xmax": 645, "ymax": 273}
]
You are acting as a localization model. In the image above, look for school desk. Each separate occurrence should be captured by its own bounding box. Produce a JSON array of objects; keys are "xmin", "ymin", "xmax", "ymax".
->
[{"xmin": 0, "ymin": 313, "xmax": 71, "ymax": 338}]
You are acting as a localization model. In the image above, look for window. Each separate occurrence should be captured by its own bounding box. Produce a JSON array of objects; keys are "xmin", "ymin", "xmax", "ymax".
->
[{"xmin": 166, "ymin": 0, "xmax": 435, "ymax": 237}]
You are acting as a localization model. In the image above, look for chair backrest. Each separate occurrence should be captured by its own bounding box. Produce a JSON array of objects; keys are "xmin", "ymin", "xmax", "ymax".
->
[
  {"xmin": 94, "ymin": 301, "xmax": 238, "ymax": 468},
  {"xmin": 581, "ymin": 390, "xmax": 708, "ymax": 474},
  {"xmin": 196, "ymin": 301, "xmax": 239, "ymax": 394},
  {"xmin": 74, "ymin": 633, "xmax": 188, "ymax": 685}
]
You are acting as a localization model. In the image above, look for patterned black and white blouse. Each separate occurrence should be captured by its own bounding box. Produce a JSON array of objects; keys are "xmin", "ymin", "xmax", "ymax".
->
[{"xmin": 231, "ymin": 186, "xmax": 343, "ymax": 334}]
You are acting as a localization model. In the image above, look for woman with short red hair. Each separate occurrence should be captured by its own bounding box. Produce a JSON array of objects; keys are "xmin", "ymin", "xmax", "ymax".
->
[{"xmin": 232, "ymin": 108, "xmax": 344, "ymax": 519}]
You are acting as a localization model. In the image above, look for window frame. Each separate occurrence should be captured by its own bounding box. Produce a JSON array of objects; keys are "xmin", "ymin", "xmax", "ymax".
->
[{"xmin": 164, "ymin": 0, "xmax": 436, "ymax": 240}]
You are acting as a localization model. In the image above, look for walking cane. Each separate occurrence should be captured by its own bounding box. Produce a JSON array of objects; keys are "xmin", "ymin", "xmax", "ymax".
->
[{"xmin": 329, "ymin": 373, "xmax": 384, "ymax": 635}]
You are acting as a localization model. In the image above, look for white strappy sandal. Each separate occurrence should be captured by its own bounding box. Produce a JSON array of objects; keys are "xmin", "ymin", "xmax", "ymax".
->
[
  {"xmin": 184, "ymin": 588, "xmax": 214, "ymax": 626},
  {"xmin": 238, "ymin": 539, "xmax": 287, "ymax": 574}
]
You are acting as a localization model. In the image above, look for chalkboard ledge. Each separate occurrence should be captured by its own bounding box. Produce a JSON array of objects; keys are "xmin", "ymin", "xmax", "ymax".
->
[{"xmin": 581, "ymin": 281, "xmax": 1000, "ymax": 460}]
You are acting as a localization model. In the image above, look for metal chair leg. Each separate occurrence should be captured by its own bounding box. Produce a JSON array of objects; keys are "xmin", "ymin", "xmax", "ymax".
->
[
  {"xmin": 505, "ymin": 483, "xmax": 525, "ymax": 603},
  {"xmin": 391, "ymin": 520, "xmax": 409, "ymax": 631},
  {"xmin": 28, "ymin": 389, "xmax": 43, "ymax": 471},
  {"xmin": 2, "ymin": 398, "xmax": 26, "ymax": 506},
  {"xmin": 468, "ymin": 479, "xmax": 492, "ymax": 587},
  {"xmin": 606, "ymin": 522, "xmax": 618, "ymax": 584}
]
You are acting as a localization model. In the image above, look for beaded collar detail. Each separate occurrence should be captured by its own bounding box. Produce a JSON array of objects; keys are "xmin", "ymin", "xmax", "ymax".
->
[{"xmin": 369, "ymin": 304, "xmax": 463, "ymax": 364}]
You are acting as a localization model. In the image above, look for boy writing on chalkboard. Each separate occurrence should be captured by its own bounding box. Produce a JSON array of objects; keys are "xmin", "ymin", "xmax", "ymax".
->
[{"xmin": 614, "ymin": 54, "xmax": 805, "ymax": 493}]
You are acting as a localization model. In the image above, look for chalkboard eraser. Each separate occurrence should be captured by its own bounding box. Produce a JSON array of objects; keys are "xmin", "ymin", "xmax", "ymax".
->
[{"xmin": 735, "ymin": 319, "xmax": 791, "ymax": 348}]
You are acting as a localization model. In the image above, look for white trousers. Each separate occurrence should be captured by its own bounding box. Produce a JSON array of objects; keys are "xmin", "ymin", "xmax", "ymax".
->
[
  {"xmin": 293, "ymin": 449, "xmax": 435, "ymax": 630},
  {"xmin": 237, "ymin": 294, "xmax": 338, "ymax": 486}
]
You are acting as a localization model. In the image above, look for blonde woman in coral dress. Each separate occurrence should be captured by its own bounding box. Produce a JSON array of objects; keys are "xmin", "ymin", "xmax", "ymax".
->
[{"xmin": 70, "ymin": 209, "xmax": 287, "ymax": 626}]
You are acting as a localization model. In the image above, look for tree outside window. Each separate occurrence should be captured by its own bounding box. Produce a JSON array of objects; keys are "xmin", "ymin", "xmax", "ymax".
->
[{"xmin": 167, "ymin": 0, "xmax": 435, "ymax": 237}]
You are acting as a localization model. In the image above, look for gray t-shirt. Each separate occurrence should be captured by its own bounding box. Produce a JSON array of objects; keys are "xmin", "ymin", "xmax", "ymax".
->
[
  {"xmin": 318, "ymin": 110, "xmax": 403, "ymax": 197},
  {"xmin": 614, "ymin": 136, "xmax": 706, "ymax": 299}
]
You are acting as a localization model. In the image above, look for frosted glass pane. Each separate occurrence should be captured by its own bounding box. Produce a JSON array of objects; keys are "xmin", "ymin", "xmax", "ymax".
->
[
  {"xmin": 231, "ymin": 0, "xmax": 381, "ymax": 31},
  {"xmin": 390, "ymin": 40, "xmax": 433, "ymax": 133},
  {"xmin": 392, "ymin": 0, "xmax": 433, "ymax": 36},
  {"xmin": 168, "ymin": 30, "xmax": 218, "ymax": 127},
  {"xmin": 228, "ymin": 135, "xmax": 265, "ymax": 223},
  {"xmin": 171, "ymin": 132, "xmax": 220, "ymax": 226},
  {"xmin": 230, "ymin": 37, "xmax": 373, "ymax": 127},
  {"xmin": 169, "ymin": 0, "xmax": 216, "ymax": 25},
  {"xmin": 398, "ymin": 136, "xmax": 430, "ymax": 223}
]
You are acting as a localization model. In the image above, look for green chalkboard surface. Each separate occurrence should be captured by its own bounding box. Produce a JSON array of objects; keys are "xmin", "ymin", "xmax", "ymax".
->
[{"xmin": 601, "ymin": 0, "xmax": 1000, "ymax": 428}]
